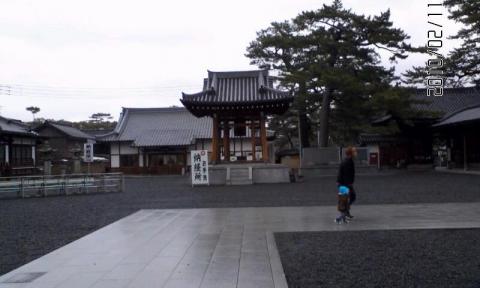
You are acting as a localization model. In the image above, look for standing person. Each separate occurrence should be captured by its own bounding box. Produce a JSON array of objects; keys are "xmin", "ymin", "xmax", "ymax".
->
[{"xmin": 337, "ymin": 146, "xmax": 357, "ymax": 219}]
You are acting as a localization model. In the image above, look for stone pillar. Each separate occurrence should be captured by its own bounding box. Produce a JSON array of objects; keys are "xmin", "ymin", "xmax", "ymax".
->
[
  {"xmin": 260, "ymin": 113, "xmax": 269, "ymax": 162},
  {"xmin": 43, "ymin": 160, "xmax": 52, "ymax": 175},
  {"xmin": 73, "ymin": 159, "xmax": 81, "ymax": 174}
]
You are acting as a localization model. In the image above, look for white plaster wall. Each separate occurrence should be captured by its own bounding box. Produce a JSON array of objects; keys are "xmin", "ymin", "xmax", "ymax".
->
[
  {"xmin": 110, "ymin": 143, "xmax": 119, "ymax": 154},
  {"xmin": 111, "ymin": 155, "xmax": 120, "ymax": 168},
  {"xmin": 120, "ymin": 144, "xmax": 138, "ymax": 155},
  {"xmin": 109, "ymin": 142, "xmax": 137, "ymax": 155}
]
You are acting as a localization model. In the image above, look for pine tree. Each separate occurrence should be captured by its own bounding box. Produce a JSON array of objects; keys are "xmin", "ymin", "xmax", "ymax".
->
[
  {"xmin": 444, "ymin": 0, "xmax": 480, "ymax": 85},
  {"xmin": 247, "ymin": 0, "xmax": 420, "ymax": 147}
]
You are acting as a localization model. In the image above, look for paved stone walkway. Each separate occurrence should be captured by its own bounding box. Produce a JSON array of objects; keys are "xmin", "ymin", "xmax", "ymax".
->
[{"xmin": 1, "ymin": 202, "xmax": 479, "ymax": 288}]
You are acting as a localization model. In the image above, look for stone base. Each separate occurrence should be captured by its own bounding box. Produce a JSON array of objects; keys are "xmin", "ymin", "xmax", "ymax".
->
[{"xmin": 206, "ymin": 163, "xmax": 290, "ymax": 185}]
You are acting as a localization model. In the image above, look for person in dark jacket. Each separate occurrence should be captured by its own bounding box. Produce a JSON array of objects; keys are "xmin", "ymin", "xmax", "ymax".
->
[{"xmin": 337, "ymin": 146, "xmax": 357, "ymax": 219}]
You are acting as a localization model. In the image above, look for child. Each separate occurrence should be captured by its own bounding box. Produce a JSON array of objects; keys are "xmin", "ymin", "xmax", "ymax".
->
[{"xmin": 335, "ymin": 185, "xmax": 350, "ymax": 224}]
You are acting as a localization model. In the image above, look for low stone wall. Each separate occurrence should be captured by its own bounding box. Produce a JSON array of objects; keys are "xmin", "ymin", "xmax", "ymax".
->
[
  {"xmin": 208, "ymin": 166, "xmax": 228, "ymax": 185},
  {"xmin": 252, "ymin": 165, "xmax": 290, "ymax": 184},
  {"xmin": 204, "ymin": 163, "xmax": 290, "ymax": 185}
]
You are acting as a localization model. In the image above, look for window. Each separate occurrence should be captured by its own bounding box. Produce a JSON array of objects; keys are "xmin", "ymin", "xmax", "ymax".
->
[
  {"xmin": 234, "ymin": 123, "xmax": 246, "ymax": 137},
  {"xmin": 149, "ymin": 154, "xmax": 164, "ymax": 166},
  {"xmin": 11, "ymin": 145, "xmax": 33, "ymax": 166},
  {"xmin": 120, "ymin": 155, "xmax": 138, "ymax": 167},
  {"xmin": 0, "ymin": 145, "xmax": 5, "ymax": 165},
  {"xmin": 165, "ymin": 155, "xmax": 177, "ymax": 165},
  {"xmin": 149, "ymin": 154, "xmax": 185, "ymax": 166}
]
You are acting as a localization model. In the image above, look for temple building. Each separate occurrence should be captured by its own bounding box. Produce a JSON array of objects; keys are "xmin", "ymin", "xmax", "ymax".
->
[
  {"xmin": 96, "ymin": 70, "xmax": 294, "ymax": 183},
  {"xmin": 181, "ymin": 70, "xmax": 293, "ymax": 164},
  {"xmin": 360, "ymin": 87, "xmax": 480, "ymax": 170},
  {"xmin": 97, "ymin": 107, "xmax": 211, "ymax": 174},
  {"xmin": 0, "ymin": 116, "xmax": 39, "ymax": 176}
]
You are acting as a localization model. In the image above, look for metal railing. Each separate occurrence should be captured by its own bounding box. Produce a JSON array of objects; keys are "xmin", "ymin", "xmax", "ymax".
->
[{"xmin": 0, "ymin": 173, "xmax": 124, "ymax": 198}]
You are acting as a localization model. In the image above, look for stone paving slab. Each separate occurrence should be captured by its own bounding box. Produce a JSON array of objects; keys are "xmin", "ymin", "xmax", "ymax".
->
[{"xmin": 1, "ymin": 202, "xmax": 479, "ymax": 288}]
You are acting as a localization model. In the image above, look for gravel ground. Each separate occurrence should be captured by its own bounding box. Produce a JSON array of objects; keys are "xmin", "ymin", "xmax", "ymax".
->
[
  {"xmin": 275, "ymin": 229, "xmax": 480, "ymax": 288},
  {"xmin": 0, "ymin": 171, "xmax": 479, "ymax": 275}
]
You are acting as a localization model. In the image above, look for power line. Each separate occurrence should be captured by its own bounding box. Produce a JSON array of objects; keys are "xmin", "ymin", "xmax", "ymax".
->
[
  {"xmin": 1, "ymin": 83, "xmax": 199, "ymax": 90},
  {"xmin": 0, "ymin": 83, "xmax": 201, "ymax": 99}
]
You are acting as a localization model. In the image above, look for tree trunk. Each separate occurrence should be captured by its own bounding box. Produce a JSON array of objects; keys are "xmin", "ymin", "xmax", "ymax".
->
[
  {"xmin": 298, "ymin": 112, "xmax": 310, "ymax": 148},
  {"xmin": 297, "ymin": 81, "xmax": 310, "ymax": 148},
  {"xmin": 319, "ymin": 87, "xmax": 333, "ymax": 147}
]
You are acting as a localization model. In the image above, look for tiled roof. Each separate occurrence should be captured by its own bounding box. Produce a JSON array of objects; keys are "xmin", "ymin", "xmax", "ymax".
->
[
  {"xmin": 48, "ymin": 123, "xmax": 95, "ymax": 140},
  {"xmin": 0, "ymin": 116, "xmax": 36, "ymax": 137},
  {"xmin": 359, "ymin": 133, "xmax": 408, "ymax": 145},
  {"xmin": 97, "ymin": 107, "xmax": 212, "ymax": 147},
  {"xmin": 181, "ymin": 70, "xmax": 292, "ymax": 104},
  {"xmin": 81, "ymin": 129, "xmax": 114, "ymax": 137},
  {"xmin": 134, "ymin": 129, "xmax": 195, "ymax": 147},
  {"xmin": 433, "ymin": 105, "xmax": 480, "ymax": 127},
  {"xmin": 412, "ymin": 87, "xmax": 480, "ymax": 118}
]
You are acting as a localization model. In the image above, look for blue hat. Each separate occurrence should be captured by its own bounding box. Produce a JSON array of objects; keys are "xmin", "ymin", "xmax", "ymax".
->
[{"xmin": 338, "ymin": 185, "xmax": 349, "ymax": 195}]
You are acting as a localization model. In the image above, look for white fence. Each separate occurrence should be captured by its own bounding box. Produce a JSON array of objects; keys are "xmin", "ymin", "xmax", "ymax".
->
[{"xmin": 0, "ymin": 173, "xmax": 124, "ymax": 198}]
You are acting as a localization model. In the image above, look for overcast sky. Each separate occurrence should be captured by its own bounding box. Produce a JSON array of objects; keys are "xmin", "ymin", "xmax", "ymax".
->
[{"xmin": 0, "ymin": 0, "xmax": 461, "ymax": 122}]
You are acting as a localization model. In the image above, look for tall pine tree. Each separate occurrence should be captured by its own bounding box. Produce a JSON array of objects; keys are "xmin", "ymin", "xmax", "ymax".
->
[
  {"xmin": 247, "ymin": 0, "xmax": 420, "ymax": 147},
  {"xmin": 444, "ymin": 0, "xmax": 480, "ymax": 85}
]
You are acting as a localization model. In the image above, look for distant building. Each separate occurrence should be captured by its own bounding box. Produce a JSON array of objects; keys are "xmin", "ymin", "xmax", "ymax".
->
[
  {"xmin": 81, "ymin": 129, "xmax": 113, "ymax": 158},
  {"xmin": 0, "ymin": 116, "xmax": 38, "ymax": 176},
  {"xmin": 34, "ymin": 121, "xmax": 95, "ymax": 162},
  {"xmin": 97, "ymin": 107, "xmax": 212, "ymax": 174},
  {"xmin": 361, "ymin": 87, "xmax": 480, "ymax": 170},
  {"xmin": 97, "ymin": 70, "xmax": 293, "ymax": 176},
  {"xmin": 181, "ymin": 69, "xmax": 293, "ymax": 164}
]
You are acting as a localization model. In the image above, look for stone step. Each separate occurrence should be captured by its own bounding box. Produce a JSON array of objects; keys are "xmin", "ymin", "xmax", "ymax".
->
[
  {"xmin": 230, "ymin": 179, "xmax": 253, "ymax": 185},
  {"xmin": 228, "ymin": 168, "xmax": 252, "ymax": 185},
  {"xmin": 230, "ymin": 170, "xmax": 249, "ymax": 176}
]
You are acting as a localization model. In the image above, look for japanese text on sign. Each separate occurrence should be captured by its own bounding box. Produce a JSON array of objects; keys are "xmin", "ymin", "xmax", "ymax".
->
[{"xmin": 191, "ymin": 150, "xmax": 209, "ymax": 185}]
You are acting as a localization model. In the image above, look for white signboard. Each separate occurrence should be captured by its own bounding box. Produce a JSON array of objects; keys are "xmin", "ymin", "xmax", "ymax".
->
[
  {"xmin": 84, "ymin": 143, "xmax": 94, "ymax": 163},
  {"xmin": 191, "ymin": 150, "xmax": 209, "ymax": 185}
]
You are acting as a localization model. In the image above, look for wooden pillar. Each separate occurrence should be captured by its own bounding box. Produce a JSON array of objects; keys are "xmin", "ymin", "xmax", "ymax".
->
[
  {"xmin": 251, "ymin": 120, "xmax": 256, "ymax": 161},
  {"xmin": 463, "ymin": 135, "xmax": 468, "ymax": 171},
  {"xmin": 223, "ymin": 121, "xmax": 230, "ymax": 162},
  {"xmin": 212, "ymin": 115, "xmax": 219, "ymax": 163},
  {"xmin": 260, "ymin": 113, "xmax": 269, "ymax": 162}
]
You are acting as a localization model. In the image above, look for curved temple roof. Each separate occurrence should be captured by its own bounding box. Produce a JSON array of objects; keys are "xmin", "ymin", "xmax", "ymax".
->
[
  {"xmin": 181, "ymin": 70, "xmax": 293, "ymax": 117},
  {"xmin": 433, "ymin": 105, "xmax": 480, "ymax": 127},
  {"xmin": 96, "ymin": 107, "xmax": 212, "ymax": 147}
]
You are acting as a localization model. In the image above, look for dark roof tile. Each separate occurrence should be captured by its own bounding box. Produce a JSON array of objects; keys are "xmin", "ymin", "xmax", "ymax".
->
[
  {"xmin": 181, "ymin": 70, "xmax": 292, "ymax": 105},
  {"xmin": 45, "ymin": 122, "xmax": 95, "ymax": 140},
  {"xmin": 433, "ymin": 105, "xmax": 480, "ymax": 127},
  {"xmin": 412, "ymin": 87, "xmax": 480, "ymax": 118},
  {"xmin": 0, "ymin": 116, "xmax": 36, "ymax": 137},
  {"xmin": 97, "ymin": 107, "xmax": 211, "ymax": 147}
]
